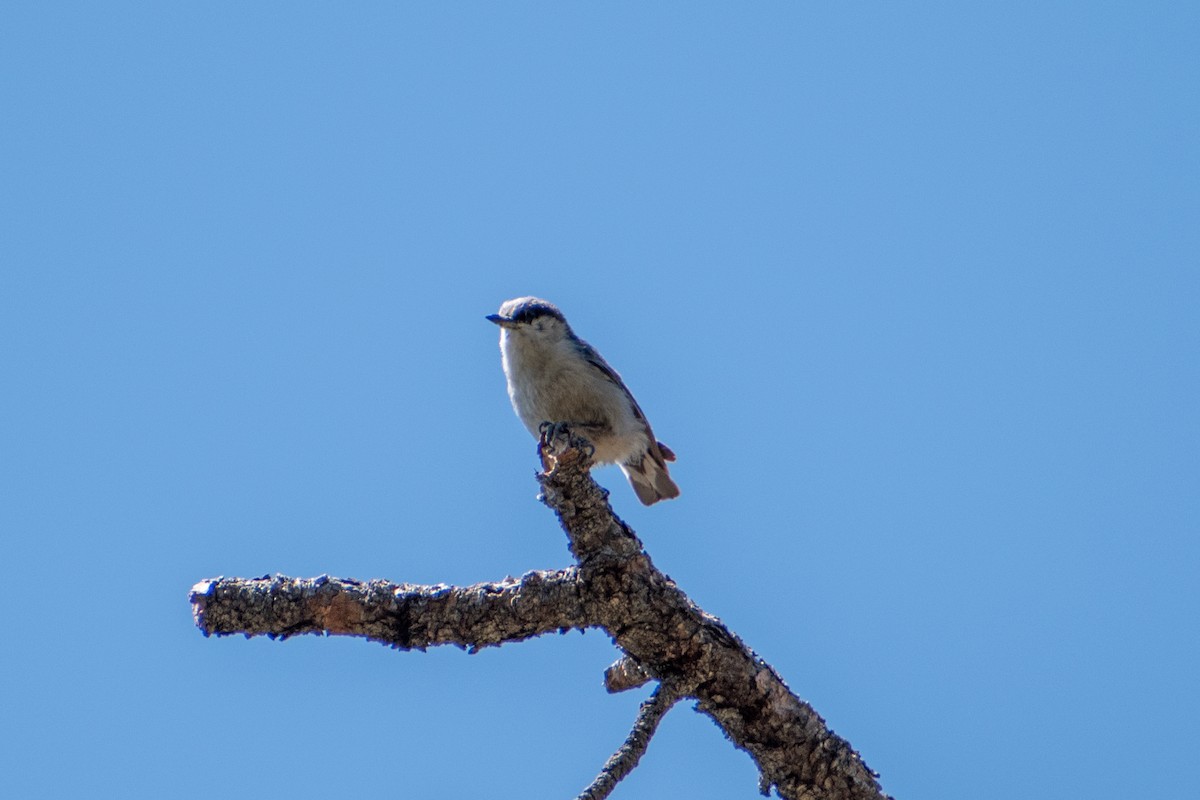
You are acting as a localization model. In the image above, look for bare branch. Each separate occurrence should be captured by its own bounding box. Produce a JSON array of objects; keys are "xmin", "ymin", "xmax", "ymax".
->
[
  {"xmin": 190, "ymin": 428, "xmax": 891, "ymax": 800},
  {"xmin": 537, "ymin": 430, "xmax": 889, "ymax": 800},
  {"xmin": 576, "ymin": 683, "xmax": 682, "ymax": 800},
  {"xmin": 190, "ymin": 569, "xmax": 589, "ymax": 651}
]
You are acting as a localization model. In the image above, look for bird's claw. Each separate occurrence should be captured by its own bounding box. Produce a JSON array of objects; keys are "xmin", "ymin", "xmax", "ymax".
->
[
  {"xmin": 539, "ymin": 421, "xmax": 570, "ymax": 452},
  {"xmin": 537, "ymin": 421, "xmax": 564, "ymax": 471},
  {"xmin": 537, "ymin": 421, "xmax": 597, "ymax": 470}
]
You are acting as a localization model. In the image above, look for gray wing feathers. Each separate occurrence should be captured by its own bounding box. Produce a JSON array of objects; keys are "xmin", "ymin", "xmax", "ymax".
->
[{"xmin": 579, "ymin": 340, "xmax": 680, "ymax": 505}]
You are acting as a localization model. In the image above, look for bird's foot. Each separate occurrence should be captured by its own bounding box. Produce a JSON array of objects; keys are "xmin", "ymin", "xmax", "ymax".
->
[{"xmin": 537, "ymin": 422, "xmax": 594, "ymax": 471}]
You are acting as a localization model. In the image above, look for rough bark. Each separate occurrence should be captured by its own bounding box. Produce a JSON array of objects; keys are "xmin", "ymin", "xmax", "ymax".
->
[
  {"xmin": 191, "ymin": 431, "xmax": 890, "ymax": 800},
  {"xmin": 192, "ymin": 569, "xmax": 586, "ymax": 652}
]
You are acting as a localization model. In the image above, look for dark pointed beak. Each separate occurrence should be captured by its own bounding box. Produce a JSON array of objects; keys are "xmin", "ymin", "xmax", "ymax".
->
[{"xmin": 486, "ymin": 314, "xmax": 516, "ymax": 329}]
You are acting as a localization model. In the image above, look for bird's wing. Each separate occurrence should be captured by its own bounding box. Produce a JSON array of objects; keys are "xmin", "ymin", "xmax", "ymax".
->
[{"xmin": 577, "ymin": 340, "xmax": 674, "ymax": 468}]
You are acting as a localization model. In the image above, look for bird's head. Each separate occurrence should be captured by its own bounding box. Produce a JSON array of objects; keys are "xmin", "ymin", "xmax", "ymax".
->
[{"xmin": 487, "ymin": 297, "xmax": 572, "ymax": 341}]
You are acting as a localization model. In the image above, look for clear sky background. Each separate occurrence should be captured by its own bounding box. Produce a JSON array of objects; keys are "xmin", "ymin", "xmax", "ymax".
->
[{"xmin": 2, "ymin": 4, "xmax": 1197, "ymax": 799}]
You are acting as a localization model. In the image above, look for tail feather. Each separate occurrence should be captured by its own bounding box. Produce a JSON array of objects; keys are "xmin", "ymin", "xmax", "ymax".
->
[{"xmin": 621, "ymin": 453, "xmax": 681, "ymax": 506}]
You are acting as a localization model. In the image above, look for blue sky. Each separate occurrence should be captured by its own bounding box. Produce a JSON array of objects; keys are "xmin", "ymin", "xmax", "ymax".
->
[{"xmin": 2, "ymin": 3, "xmax": 1197, "ymax": 798}]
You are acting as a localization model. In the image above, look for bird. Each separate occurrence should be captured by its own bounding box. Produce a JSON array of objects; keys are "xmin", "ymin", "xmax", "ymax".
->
[{"xmin": 487, "ymin": 296, "xmax": 680, "ymax": 505}]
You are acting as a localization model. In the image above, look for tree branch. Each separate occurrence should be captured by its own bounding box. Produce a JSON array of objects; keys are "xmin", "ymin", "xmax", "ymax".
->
[
  {"xmin": 576, "ymin": 683, "xmax": 681, "ymax": 800},
  {"xmin": 190, "ymin": 429, "xmax": 891, "ymax": 800},
  {"xmin": 191, "ymin": 569, "xmax": 588, "ymax": 651},
  {"xmin": 536, "ymin": 428, "xmax": 889, "ymax": 800}
]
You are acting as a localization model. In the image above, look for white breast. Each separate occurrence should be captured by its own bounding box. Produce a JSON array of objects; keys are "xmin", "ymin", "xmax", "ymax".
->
[{"xmin": 499, "ymin": 330, "xmax": 647, "ymax": 465}]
